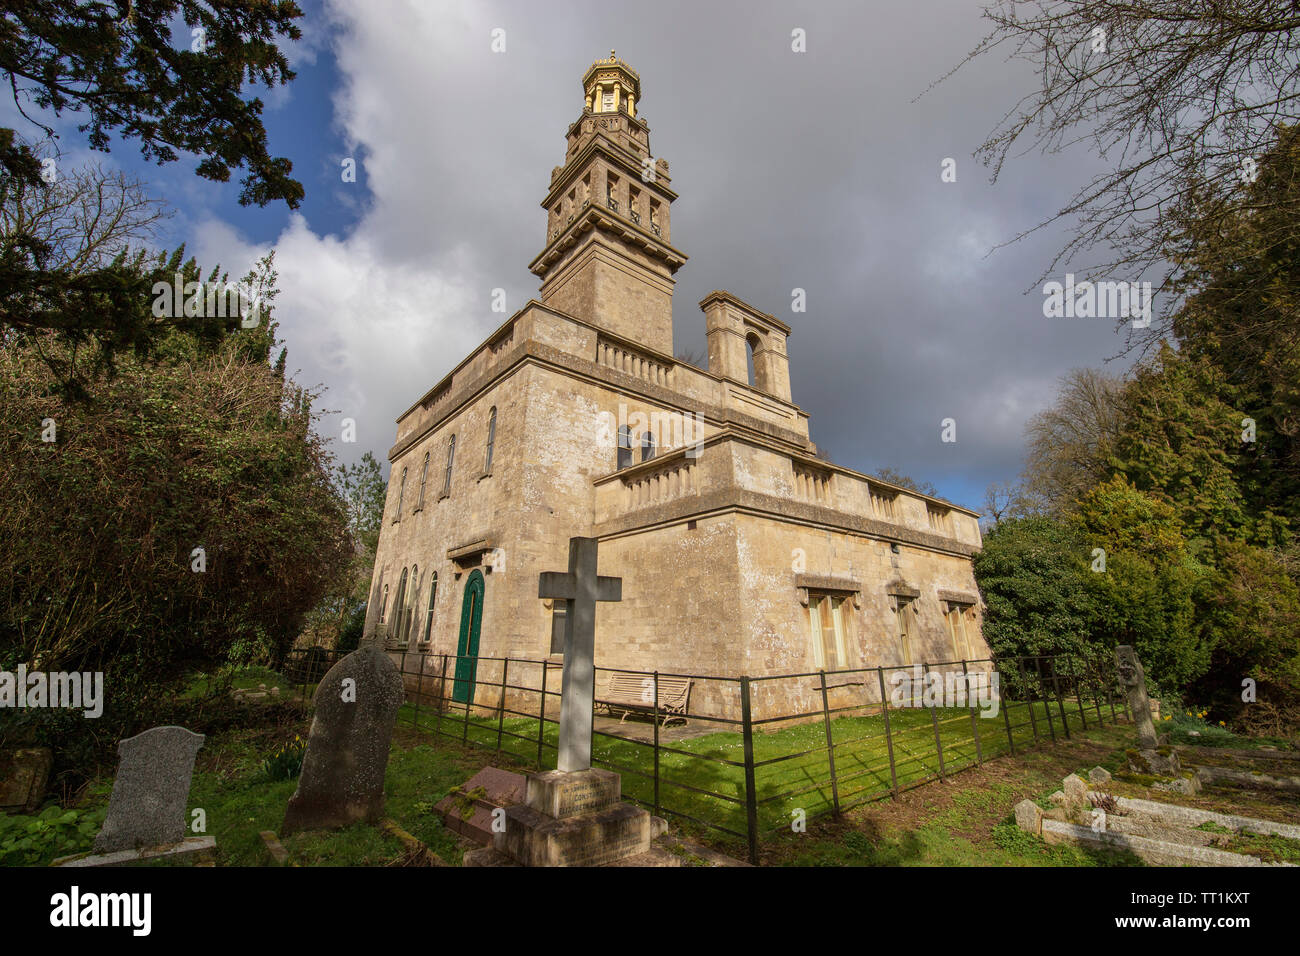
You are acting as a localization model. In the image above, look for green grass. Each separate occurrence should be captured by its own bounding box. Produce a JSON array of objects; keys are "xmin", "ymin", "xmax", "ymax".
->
[
  {"xmin": 181, "ymin": 726, "xmax": 514, "ymax": 866},
  {"xmin": 404, "ymin": 694, "xmax": 1121, "ymax": 850}
]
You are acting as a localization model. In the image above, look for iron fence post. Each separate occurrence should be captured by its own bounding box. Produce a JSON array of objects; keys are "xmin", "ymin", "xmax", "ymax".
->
[
  {"xmin": 1048, "ymin": 656, "xmax": 1071, "ymax": 739},
  {"xmin": 1037, "ymin": 657, "xmax": 1056, "ymax": 743},
  {"xmin": 1072, "ymin": 656, "xmax": 1089, "ymax": 730},
  {"xmin": 876, "ymin": 667, "xmax": 900, "ymax": 798},
  {"xmin": 436, "ymin": 653, "xmax": 448, "ymax": 741},
  {"xmin": 740, "ymin": 676, "xmax": 759, "ymax": 866},
  {"xmin": 496, "ymin": 657, "xmax": 509, "ymax": 756},
  {"xmin": 924, "ymin": 661, "xmax": 946, "ymax": 781},
  {"xmin": 537, "ymin": 661, "xmax": 549, "ymax": 768},
  {"xmin": 413, "ymin": 653, "xmax": 425, "ymax": 730},
  {"xmin": 653, "ymin": 671, "xmax": 661, "ymax": 819},
  {"xmin": 961, "ymin": 659, "xmax": 983, "ymax": 766},
  {"xmin": 818, "ymin": 671, "xmax": 841, "ymax": 815}
]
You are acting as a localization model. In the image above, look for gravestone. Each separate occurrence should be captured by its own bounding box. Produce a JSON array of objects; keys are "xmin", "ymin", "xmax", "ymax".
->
[
  {"xmin": 282, "ymin": 643, "xmax": 404, "ymax": 834},
  {"xmin": 0, "ymin": 747, "xmax": 53, "ymax": 813},
  {"xmin": 466, "ymin": 537, "xmax": 674, "ymax": 866},
  {"xmin": 1116, "ymin": 645, "xmax": 1180, "ymax": 776},
  {"xmin": 93, "ymin": 726, "xmax": 205, "ymax": 852}
]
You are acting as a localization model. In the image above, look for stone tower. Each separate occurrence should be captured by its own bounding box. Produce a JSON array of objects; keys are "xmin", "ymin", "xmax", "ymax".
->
[{"xmin": 528, "ymin": 51, "xmax": 687, "ymax": 356}]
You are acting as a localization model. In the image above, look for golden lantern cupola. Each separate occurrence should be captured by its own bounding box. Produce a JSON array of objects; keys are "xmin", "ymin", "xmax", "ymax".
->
[{"xmin": 583, "ymin": 50, "xmax": 640, "ymax": 118}]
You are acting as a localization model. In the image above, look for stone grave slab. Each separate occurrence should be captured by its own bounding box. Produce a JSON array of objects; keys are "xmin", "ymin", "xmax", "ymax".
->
[{"xmin": 434, "ymin": 766, "xmax": 527, "ymax": 845}]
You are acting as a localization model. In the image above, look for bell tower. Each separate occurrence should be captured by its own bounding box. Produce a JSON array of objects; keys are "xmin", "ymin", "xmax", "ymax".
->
[{"xmin": 529, "ymin": 52, "xmax": 687, "ymax": 356}]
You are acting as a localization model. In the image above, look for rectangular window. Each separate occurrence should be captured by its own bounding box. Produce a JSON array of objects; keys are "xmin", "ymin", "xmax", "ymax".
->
[
  {"xmin": 617, "ymin": 426, "xmax": 633, "ymax": 470},
  {"xmin": 893, "ymin": 596, "xmax": 914, "ymax": 665},
  {"xmin": 808, "ymin": 593, "xmax": 849, "ymax": 671},
  {"xmin": 946, "ymin": 603, "xmax": 971, "ymax": 660}
]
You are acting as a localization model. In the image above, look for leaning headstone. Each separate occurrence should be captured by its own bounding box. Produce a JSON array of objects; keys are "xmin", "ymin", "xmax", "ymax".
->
[
  {"xmin": 93, "ymin": 727, "xmax": 205, "ymax": 852},
  {"xmin": 1116, "ymin": 645, "xmax": 1180, "ymax": 776},
  {"xmin": 1063, "ymin": 773, "xmax": 1088, "ymax": 808},
  {"xmin": 1014, "ymin": 799, "xmax": 1043, "ymax": 835},
  {"xmin": 281, "ymin": 643, "xmax": 404, "ymax": 834},
  {"xmin": 0, "ymin": 747, "xmax": 53, "ymax": 813},
  {"xmin": 1089, "ymin": 766, "xmax": 1113, "ymax": 785}
]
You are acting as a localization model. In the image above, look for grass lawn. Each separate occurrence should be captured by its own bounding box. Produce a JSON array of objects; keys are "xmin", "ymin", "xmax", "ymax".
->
[
  {"xmin": 24, "ymin": 720, "xmax": 534, "ymax": 867},
  {"xmin": 14, "ymin": 670, "xmax": 1291, "ymax": 868},
  {"xmin": 404, "ymin": 694, "xmax": 1124, "ymax": 848}
]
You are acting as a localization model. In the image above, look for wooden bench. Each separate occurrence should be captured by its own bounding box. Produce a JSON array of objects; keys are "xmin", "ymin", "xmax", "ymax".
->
[{"xmin": 598, "ymin": 673, "xmax": 692, "ymax": 728}]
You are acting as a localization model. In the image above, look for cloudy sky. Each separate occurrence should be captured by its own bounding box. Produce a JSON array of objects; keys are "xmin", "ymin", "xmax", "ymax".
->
[{"xmin": 11, "ymin": 0, "xmax": 1146, "ymax": 511}]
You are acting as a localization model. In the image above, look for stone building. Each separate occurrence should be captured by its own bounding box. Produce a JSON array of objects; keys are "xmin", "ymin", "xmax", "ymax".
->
[{"xmin": 364, "ymin": 52, "xmax": 987, "ymax": 718}]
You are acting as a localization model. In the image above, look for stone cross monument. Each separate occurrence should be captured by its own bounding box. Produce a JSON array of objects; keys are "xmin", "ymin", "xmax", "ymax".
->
[
  {"xmin": 538, "ymin": 536, "xmax": 622, "ymax": 772},
  {"xmin": 463, "ymin": 536, "xmax": 671, "ymax": 865}
]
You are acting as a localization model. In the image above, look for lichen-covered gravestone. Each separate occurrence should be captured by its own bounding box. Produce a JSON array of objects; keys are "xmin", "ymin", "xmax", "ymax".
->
[
  {"xmin": 281, "ymin": 644, "xmax": 404, "ymax": 834},
  {"xmin": 93, "ymin": 726, "xmax": 205, "ymax": 852}
]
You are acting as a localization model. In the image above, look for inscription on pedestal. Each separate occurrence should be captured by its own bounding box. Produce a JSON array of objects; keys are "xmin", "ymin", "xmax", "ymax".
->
[{"xmin": 525, "ymin": 768, "xmax": 621, "ymax": 819}]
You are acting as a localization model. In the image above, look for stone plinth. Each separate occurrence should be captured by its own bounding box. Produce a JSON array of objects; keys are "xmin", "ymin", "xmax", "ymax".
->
[
  {"xmin": 479, "ymin": 768, "xmax": 655, "ymax": 867},
  {"xmin": 496, "ymin": 801, "xmax": 653, "ymax": 867},
  {"xmin": 524, "ymin": 768, "xmax": 621, "ymax": 818}
]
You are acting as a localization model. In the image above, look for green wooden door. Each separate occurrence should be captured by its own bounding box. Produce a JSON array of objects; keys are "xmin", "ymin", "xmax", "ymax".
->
[{"xmin": 452, "ymin": 569, "xmax": 485, "ymax": 703}]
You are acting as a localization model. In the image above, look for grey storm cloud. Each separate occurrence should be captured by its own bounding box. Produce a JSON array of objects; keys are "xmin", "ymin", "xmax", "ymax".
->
[{"xmin": 196, "ymin": 0, "xmax": 1137, "ymax": 512}]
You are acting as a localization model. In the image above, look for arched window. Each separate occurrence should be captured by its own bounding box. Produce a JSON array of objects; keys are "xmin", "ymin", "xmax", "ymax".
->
[
  {"xmin": 640, "ymin": 430, "xmax": 656, "ymax": 462},
  {"xmin": 441, "ymin": 434, "xmax": 456, "ymax": 497},
  {"xmin": 405, "ymin": 565, "xmax": 418, "ymax": 643},
  {"xmin": 484, "ymin": 407, "xmax": 497, "ymax": 474},
  {"xmin": 391, "ymin": 568, "xmax": 408, "ymax": 641},
  {"xmin": 416, "ymin": 452, "xmax": 430, "ymax": 509},
  {"xmin": 617, "ymin": 425, "xmax": 633, "ymax": 470},
  {"xmin": 380, "ymin": 583, "xmax": 390, "ymax": 622},
  {"xmin": 394, "ymin": 467, "xmax": 408, "ymax": 521},
  {"xmin": 745, "ymin": 332, "xmax": 760, "ymax": 389},
  {"xmin": 421, "ymin": 572, "xmax": 438, "ymax": 644}
]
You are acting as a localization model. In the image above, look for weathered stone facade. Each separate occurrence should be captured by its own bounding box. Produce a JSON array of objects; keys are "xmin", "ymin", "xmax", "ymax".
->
[{"xmin": 364, "ymin": 53, "xmax": 988, "ymax": 719}]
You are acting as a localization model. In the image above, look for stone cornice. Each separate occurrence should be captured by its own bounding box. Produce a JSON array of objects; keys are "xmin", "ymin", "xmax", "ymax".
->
[
  {"xmin": 387, "ymin": 337, "xmax": 814, "ymax": 464},
  {"xmin": 700, "ymin": 289, "xmax": 792, "ymax": 335},
  {"xmin": 592, "ymin": 487, "xmax": 981, "ymax": 559}
]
